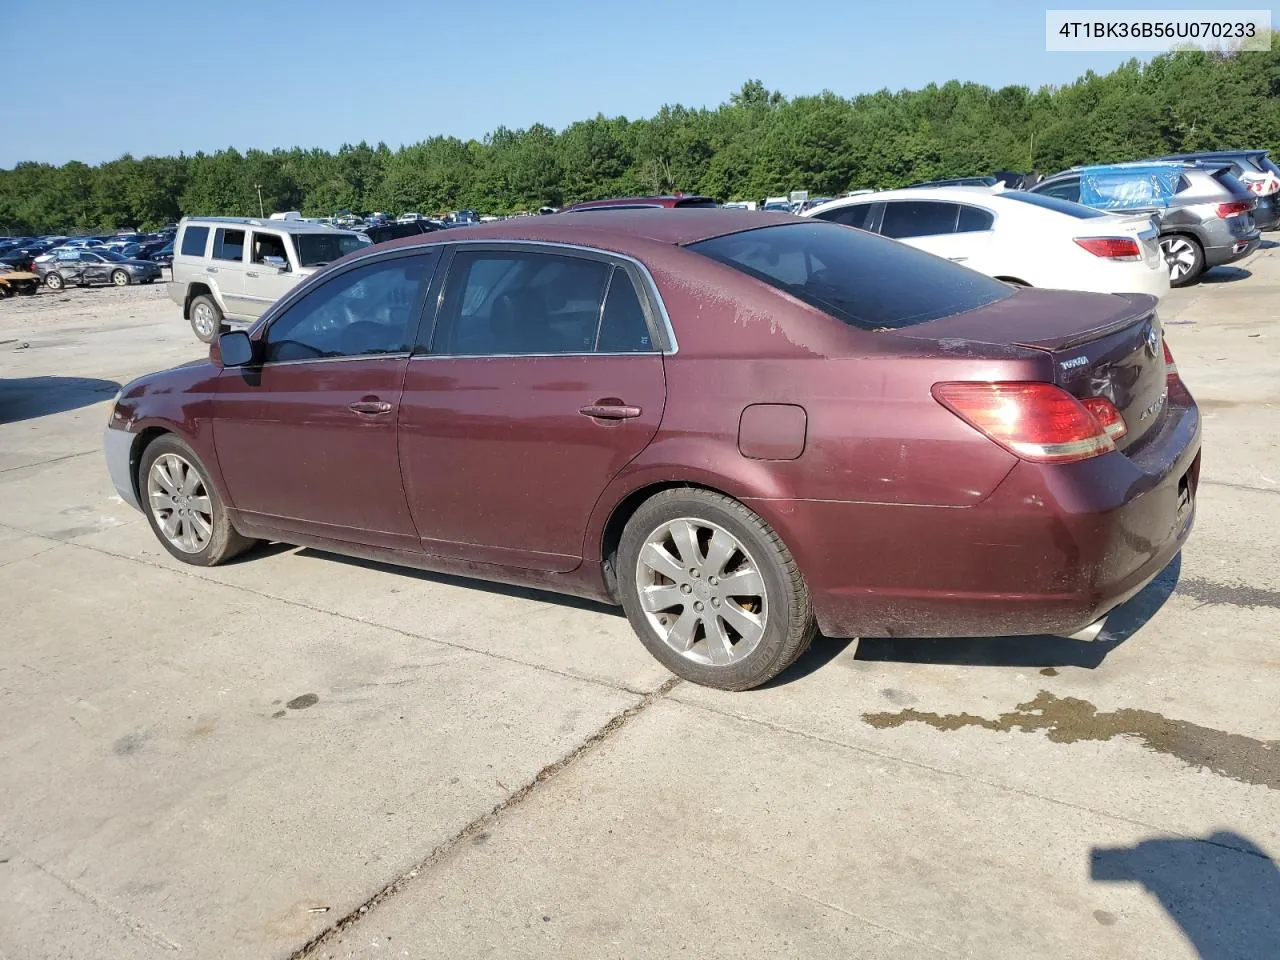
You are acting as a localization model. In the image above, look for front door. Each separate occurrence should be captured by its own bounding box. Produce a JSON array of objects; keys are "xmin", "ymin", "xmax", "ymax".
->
[
  {"xmin": 78, "ymin": 251, "xmax": 112, "ymax": 284},
  {"xmin": 213, "ymin": 250, "xmax": 438, "ymax": 550},
  {"xmin": 244, "ymin": 229, "xmax": 300, "ymax": 318},
  {"xmin": 209, "ymin": 226, "xmax": 248, "ymax": 317},
  {"xmin": 398, "ymin": 246, "xmax": 667, "ymax": 571}
]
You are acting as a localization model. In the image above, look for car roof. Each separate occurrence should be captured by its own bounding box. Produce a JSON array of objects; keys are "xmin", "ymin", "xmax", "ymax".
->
[
  {"xmin": 563, "ymin": 196, "xmax": 718, "ymax": 211},
  {"xmin": 805, "ymin": 185, "xmax": 1003, "ymax": 214},
  {"xmin": 377, "ymin": 208, "xmax": 797, "ymax": 255},
  {"xmin": 178, "ymin": 215, "xmax": 360, "ymax": 235},
  {"xmin": 1161, "ymin": 149, "xmax": 1267, "ymax": 159}
]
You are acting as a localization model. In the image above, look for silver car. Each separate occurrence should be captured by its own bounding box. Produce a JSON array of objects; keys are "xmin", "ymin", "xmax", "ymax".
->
[{"xmin": 169, "ymin": 216, "xmax": 370, "ymax": 341}]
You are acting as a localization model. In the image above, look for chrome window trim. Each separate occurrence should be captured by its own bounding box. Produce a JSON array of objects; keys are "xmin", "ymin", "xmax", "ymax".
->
[
  {"xmin": 245, "ymin": 352, "xmax": 412, "ymax": 369},
  {"xmin": 249, "ymin": 238, "xmax": 679, "ymax": 356}
]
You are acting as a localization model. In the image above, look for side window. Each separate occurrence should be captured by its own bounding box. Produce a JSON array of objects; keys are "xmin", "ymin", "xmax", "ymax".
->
[
  {"xmin": 213, "ymin": 228, "xmax": 245, "ymax": 262},
  {"xmin": 179, "ymin": 225, "xmax": 209, "ymax": 257},
  {"xmin": 813, "ymin": 204, "xmax": 875, "ymax": 230},
  {"xmin": 263, "ymin": 254, "xmax": 433, "ymax": 363},
  {"xmin": 250, "ymin": 231, "xmax": 290, "ymax": 268},
  {"xmin": 957, "ymin": 205, "xmax": 995, "ymax": 232},
  {"xmin": 1039, "ymin": 179, "xmax": 1081, "ymax": 203},
  {"xmin": 596, "ymin": 269, "xmax": 654, "ymax": 353},
  {"xmin": 433, "ymin": 251, "xmax": 612, "ymax": 356},
  {"xmin": 879, "ymin": 201, "xmax": 960, "ymax": 239}
]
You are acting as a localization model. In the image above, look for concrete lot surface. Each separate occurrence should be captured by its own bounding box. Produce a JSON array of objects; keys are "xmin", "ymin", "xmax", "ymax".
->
[{"xmin": 1, "ymin": 258, "xmax": 1277, "ymax": 959}]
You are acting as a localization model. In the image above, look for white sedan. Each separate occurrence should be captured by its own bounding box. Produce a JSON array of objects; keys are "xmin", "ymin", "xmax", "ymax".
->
[{"xmin": 803, "ymin": 186, "xmax": 1170, "ymax": 299}]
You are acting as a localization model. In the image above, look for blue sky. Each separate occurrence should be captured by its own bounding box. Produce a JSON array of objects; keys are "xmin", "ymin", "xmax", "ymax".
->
[{"xmin": 2, "ymin": 0, "xmax": 1274, "ymax": 168}]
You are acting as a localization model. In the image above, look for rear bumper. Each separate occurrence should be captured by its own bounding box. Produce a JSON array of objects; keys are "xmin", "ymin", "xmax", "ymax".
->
[{"xmin": 753, "ymin": 398, "xmax": 1201, "ymax": 639}]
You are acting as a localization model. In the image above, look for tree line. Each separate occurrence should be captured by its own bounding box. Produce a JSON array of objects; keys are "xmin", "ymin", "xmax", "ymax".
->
[{"xmin": 3, "ymin": 44, "xmax": 1278, "ymax": 235}]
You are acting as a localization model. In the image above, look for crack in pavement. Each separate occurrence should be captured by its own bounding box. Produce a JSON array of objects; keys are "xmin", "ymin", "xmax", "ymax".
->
[
  {"xmin": 287, "ymin": 676, "xmax": 682, "ymax": 959},
  {"xmin": 0, "ymin": 449, "xmax": 99, "ymax": 474}
]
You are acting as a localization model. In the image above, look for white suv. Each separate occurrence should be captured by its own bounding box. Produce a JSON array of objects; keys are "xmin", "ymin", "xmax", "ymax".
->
[{"xmin": 169, "ymin": 216, "xmax": 370, "ymax": 341}]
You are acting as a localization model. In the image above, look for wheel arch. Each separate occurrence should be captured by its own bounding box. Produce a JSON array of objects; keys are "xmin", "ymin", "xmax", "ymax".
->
[{"xmin": 183, "ymin": 282, "xmax": 214, "ymax": 318}]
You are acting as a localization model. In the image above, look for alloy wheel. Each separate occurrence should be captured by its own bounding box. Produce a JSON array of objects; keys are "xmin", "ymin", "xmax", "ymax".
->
[
  {"xmin": 635, "ymin": 517, "xmax": 768, "ymax": 666},
  {"xmin": 112, "ymin": 270, "xmax": 129, "ymax": 286},
  {"xmin": 192, "ymin": 302, "xmax": 215, "ymax": 339},
  {"xmin": 146, "ymin": 453, "xmax": 213, "ymax": 554},
  {"xmin": 1160, "ymin": 237, "xmax": 1197, "ymax": 281}
]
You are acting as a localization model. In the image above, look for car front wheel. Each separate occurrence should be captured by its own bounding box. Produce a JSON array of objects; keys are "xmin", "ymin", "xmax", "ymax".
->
[
  {"xmin": 616, "ymin": 489, "xmax": 816, "ymax": 690},
  {"xmin": 111, "ymin": 269, "xmax": 130, "ymax": 286},
  {"xmin": 188, "ymin": 294, "xmax": 222, "ymax": 343},
  {"xmin": 44, "ymin": 272, "xmax": 64, "ymax": 290},
  {"xmin": 139, "ymin": 435, "xmax": 256, "ymax": 566}
]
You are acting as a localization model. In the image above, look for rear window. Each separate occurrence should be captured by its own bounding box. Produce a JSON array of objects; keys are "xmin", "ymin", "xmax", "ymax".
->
[
  {"xmin": 1000, "ymin": 191, "xmax": 1108, "ymax": 219},
  {"xmin": 179, "ymin": 225, "xmax": 209, "ymax": 257},
  {"xmin": 688, "ymin": 221, "xmax": 1012, "ymax": 331},
  {"xmin": 673, "ymin": 198, "xmax": 719, "ymax": 208}
]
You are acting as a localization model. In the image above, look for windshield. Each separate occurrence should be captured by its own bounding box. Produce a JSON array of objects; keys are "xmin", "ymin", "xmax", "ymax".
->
[
  {"xmin": 294, "ymin": 232, "xmax": 371, "ymax": 267},
  {"xmin": 1000, "ymin": 191, "xmax": 1108, "ymax": 218},
  {"xmin": 688, "ymin": 221, "xmax": 1012, "ymax": 331}
]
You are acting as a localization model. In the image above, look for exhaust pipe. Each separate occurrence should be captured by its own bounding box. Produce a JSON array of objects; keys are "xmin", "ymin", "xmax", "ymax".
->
[{"xmin": 1059, "ymin": 617, "xmax": 1108, "ymax": 642}]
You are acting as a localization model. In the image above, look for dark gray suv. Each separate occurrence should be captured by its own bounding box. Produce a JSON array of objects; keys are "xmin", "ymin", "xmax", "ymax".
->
[
  {"xmin": 1158, "ymin": 150, "xmax": 1280, "ymax": 232},
  {"xmin": 1031, "ymin": 162, "xmax": 1260, "ymax": 286}
]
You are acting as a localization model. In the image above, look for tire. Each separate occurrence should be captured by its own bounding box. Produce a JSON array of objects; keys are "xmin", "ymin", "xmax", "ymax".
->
[
  {"xmin": 44, "ymin": 271, "xmax": 64, "ymax": 290},
  {"xmin": 1160, "ymin": 234, "xmax": 1205, "ymax": 287},
  {"xmin": 138, "ymin": 434, "xmax": 256, "ymax": 566},
  {"xmin": 188, "ymin": 294, "xmax": 222, "ymax": 343},
  {"xmin": 616, "ymin": 489, "xmax": 816, "ymax": 690},
  {"xmin": 111, "ymin": 269, "xmax": 130, "ymax": 287}
]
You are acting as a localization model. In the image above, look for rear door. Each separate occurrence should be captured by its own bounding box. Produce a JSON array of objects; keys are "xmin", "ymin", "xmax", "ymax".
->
[
  {"xmin": 398, "ymin": 244, "xmax": 668, "ymax": 571},
  {"xmin": 209, "ymin": 227, "xmax": 248, "ymax": 317}
]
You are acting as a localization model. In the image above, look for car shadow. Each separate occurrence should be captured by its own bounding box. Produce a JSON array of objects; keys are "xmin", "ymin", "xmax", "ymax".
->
[
  {"xmin": 1091, "ymin": 831, "xmax": 1280, "ymax": 958},
  {"xmin": 293, "ymin": 548, "xmax": 624, "ymax": 617},
  {"xmin": 0, "ymin": 376, "xmax": 121, "ymax": 424},
  {"xmin": 1198, "ymin": 266, "xmax": 1252, "ymax": 284},
  {"xmin": 849, "ymin": 553, "xmax": 1181, "ymax": 670},
  {"xmin": 1256, "ymin": 238, "xmax": 1279, "ymax": 249}
]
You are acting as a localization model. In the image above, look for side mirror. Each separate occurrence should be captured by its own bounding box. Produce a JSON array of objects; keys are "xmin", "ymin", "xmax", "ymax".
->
[
  {"xmin": 218, "ymin": 330, "xmax": 255, "ymax": 367},
  {"xmin": 264, "ymin": 255, "xmax": 289, "ymax": 273}
]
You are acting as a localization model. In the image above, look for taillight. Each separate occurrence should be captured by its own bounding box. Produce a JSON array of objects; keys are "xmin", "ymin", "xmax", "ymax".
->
[
  {"xmin": 1074, "ymin": 237, "xmax": 1141, "ymax": 260},
  {"xmin": 1080, "ymin": 396, "xmax": 1128, "ymax": 440},
  {"xmin": 1164, "ymin": 341, "xmax": 1192, "ymax": 403},
  {"xmin": 932, "ymin": 382, "xmax": 1116, "ymax": 464},
  {"xmin": 1216, "ymin": 200, "xmax": 1253, "ymax": 219}
]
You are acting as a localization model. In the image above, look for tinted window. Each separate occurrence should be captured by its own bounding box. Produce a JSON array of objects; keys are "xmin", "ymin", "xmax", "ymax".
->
[
  {"xmin": 213, "ymin": 228, "xmax": 245, "ymax": 262},
  {"xmin": 295, "ymin": 233, "xmax": 369, "ymax": 267},
  {"xmin": 880, "ymin": 201, "xmax": 959, "ymax": 239},
  {"xmin": 596, "ymin": 270, "xmax": 654, "ymax": 352},
  {"xmin": 264, "ymin": 254, "xmax": 433, "ymax": 362},
  {"xmin": 80, "ymin": 252, "xmax": 103, "ymax": 262},
  {"xmin": 433, "ymin": 251, "xmax": 612, "ymax": 355},
  {"xmin": 688, "ymin": 222, "xmax": 1012, "ymax": 331},
  {"xmin": 812, "ymin": 203, "xmax": 875, "ymax": 230},
  {"xmin": 999, "ymin": 191, "xmax": 1107, "ymax": 219},
  {"xmin": 957, "ymin": 205, "xmax": 995, "ymax": 232},
  {"xmin": 179, "ymin": 226, "xmax": 209, "ymax": 257},
  {"xmin": 98, "ymin": 250, "xmax": 125, "ymax": 262},
  {"xmin": 1036, "ymin": 179, "xmax": 1081, "ymax": 203},
  {"xmin": 673, "ymin": 198, "xmax": 719, "ymax": 208}
]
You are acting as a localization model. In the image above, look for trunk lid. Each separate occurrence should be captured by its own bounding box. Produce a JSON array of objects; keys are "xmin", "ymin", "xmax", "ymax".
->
[
  {"xmin": 897, "ymin": 288, "xmax": 1168, "ymax": 451},
  {"xmin": 1082, "ymin": 212, "xmax": 1162, "ymax": 269}
]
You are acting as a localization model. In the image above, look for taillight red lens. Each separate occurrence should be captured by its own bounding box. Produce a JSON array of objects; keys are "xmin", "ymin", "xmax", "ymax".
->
[
  {"xmin": 1074, "ymin": 237, "xmax": 1141, "ymax": 260},
  {"xmin": 1217, "ymin": 200, "xmax": 1253, "ymax": 219},
  {"xmin": 932, "ymin": 382, "xmax": 1116, "ymax": 463},
  {"xmin": 1164, "ymin": 341, "xmax": 1192, "ymax": 402},
  {"xmin": 1079, "ymin": 396, "xmax": 1128, "ymax": 440}
]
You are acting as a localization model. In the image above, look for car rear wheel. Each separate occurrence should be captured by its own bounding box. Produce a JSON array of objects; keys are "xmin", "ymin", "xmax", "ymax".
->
[
  {"xmin": 44, "ymin": 272, "xmax": 64, "ymax": 290},
  {"xmin": 139, "ymin": 435, "xmax": 256, "ymax": 566},
  {"xmin": 189, "ymin": 294, "xmax": 222, "ymax": 343},
  {"xmin": 616, "ymin": 489, "xmax": 816, "ymax": 690},
  {"xmin": 1160, "ymin": 234, "xmax": 1204, "ymax": 287},
  {"xmin": 111, "ymin": 269, "xmax": 130, "ymax": 286}
]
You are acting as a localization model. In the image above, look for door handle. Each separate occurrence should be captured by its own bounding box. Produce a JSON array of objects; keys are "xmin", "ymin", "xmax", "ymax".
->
[
  {"xmin": 206, "ymin": 266, "xmax": 218, "ymax": 273},
  {"xmin": 245, "ymin": 270, "xmax": 259, "ymax": 278},
  {"xmin": 580, "ymin": 402, "xmax": 642, "ymax": 420},
  {"xmin": 947, "ymin": 256, "xmax": 968, "ymax": 262},
  {"xmin": 349, "ymin": 399, "xmax": 393, "ymax": 415}
]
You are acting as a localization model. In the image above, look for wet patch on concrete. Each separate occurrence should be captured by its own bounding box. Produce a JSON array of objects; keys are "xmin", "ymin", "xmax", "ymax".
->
[
  {"xmin": 1177, "ymin": 577, "xmax": 1280, "ymax": 610},
  {"xmin": 863, "ymin": 691, "xmax": 1279, "ymax": 789},
  {"xmin": 112, "ymin": 732, "xmax": 149, "ymax": 756},
  {"xmin": 286, "ymin": 693, "xmax": 319, "ymax": 710}
]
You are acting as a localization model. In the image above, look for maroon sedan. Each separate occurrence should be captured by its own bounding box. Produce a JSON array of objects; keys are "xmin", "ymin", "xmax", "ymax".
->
[{"xmin": 104, "ymin": 210, "xmax": 1200, "ymax": 690}]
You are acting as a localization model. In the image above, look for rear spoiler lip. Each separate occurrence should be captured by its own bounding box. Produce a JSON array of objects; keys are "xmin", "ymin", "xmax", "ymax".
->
[{"xmin": 1012, "ymin": 292, "xmax": 1159, "ymax": 352}]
